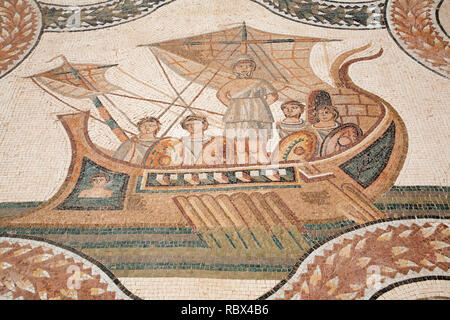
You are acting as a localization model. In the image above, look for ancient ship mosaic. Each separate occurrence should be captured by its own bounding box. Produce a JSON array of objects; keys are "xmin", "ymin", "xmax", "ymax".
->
[{"xmin": 0, "ymin": 0, "xmax": 448, "ymax": 300}]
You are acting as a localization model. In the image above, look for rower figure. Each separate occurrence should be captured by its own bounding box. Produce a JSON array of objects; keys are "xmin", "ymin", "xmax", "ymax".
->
[
  {"xmin": 113, "ymin": 116, "xmax": 161, "ymax": 165},
  {"xmin": 216, "ymin": 54, "xmax": 278, "ymax": 164},
  {"xmin": 276, "ymin": 101, "xmax": 307, "ymax": 139},
  {"xmin": 180, "ymin": 115, "xmax": 212, "ymax": 165},
  {"xmin": 312, "ymin": 104, "xmax": 341, "ymax": 144}
]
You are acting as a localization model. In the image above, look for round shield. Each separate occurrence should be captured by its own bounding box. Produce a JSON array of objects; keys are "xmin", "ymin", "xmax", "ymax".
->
[
  {"xmin": 272, "ymin": 131, "xmax": 317, "ymax": 162},
  {"xmin": 320, "ymin": 123, "xmax": 363, "ymax": 157},
  {"xmin": 142, "ymin": 138, "xmax": 183, "ymax": 167}
]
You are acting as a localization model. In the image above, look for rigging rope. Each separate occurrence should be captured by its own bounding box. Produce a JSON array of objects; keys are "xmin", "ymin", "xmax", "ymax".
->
[
  {"xmin": 116, "ymin": 66, "xmax": 177, "ymax": 101},
  {"xmin": 100, "ymin": 94, "xmax": 138, "ymax": 129},
  {"xmin": 247, "ymin": 30, "xmax": 290, "ymax": 84},
  {"xmin": 151, "ymin": 51, "xmax": 195, "ymax": 117},
  {"xmin": 147, "ymin": 29, "xmax": 242, "ymax": 122},
  {"xmin": 116, "ymin": 60, "xmax": 226, "ymax": 128},
  {"xmin": 108, "ymin": 92, "xmax": 224, "ymax": 117},
  {"xmin": 155, "ymin": 42, "xmax": 242, "ymax": 137}
]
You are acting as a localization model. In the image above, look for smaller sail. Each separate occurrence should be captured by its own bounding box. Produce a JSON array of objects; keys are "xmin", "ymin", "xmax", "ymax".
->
[
  {"xmin": 33, "ymin": 63, "xmax": 121, "ymax": 99},
  {"xmin": 32, "ymin": 60, "xmax": 130, "ymax": 143}
]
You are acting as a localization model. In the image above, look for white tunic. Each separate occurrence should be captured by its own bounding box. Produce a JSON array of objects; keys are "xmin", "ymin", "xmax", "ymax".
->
[
  {"xmin": 277, "ymin": 119, "xmax": 306, "ymax": 138},
  {"xmin": 181, "ymin": 135, "xmax": 212, "ymax": 165},
  {"xmin": 223, "ymin": 79, "xmax": 277, "ymax": 131}
]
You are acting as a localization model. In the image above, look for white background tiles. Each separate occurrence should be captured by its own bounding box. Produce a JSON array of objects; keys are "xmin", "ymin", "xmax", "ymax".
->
[{"xmin": 119, "ymin": 277, "xmax": 278, "ymax": 300}]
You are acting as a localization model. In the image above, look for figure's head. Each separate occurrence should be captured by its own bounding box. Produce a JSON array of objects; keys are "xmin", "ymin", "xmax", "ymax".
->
[
  {"xmin": 313, "ymin": 90, "xmax": 332, "ymax": 109},
  {"xmin": 281, "ymin": 101, "xmax": 305, "ymax": 119},
  {"xmin": 314, "ymin": 104, "xmax": 339, "ymax": 123},
  {"xmin": 90, "ymin": 173, "xmax": 110, "ymax": 187},
  {"xmin": 232, "ymin": 54, "xmax": 256, "ymax": 79},
  {"xmin": 137, "ymin": 117, "xmax": 161, "ymax": 135},
  {"xmin": 181, "ymin": 115, "xmax": 208, "ymax": 136}
]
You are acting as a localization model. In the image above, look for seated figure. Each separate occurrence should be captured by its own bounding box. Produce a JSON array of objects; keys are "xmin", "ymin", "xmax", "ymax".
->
[
  {"xmin": 113, "ymin": 116, "xmax": 161, "ymax": 165},
  {"xmin": 311, "ymin": 104, "xmax": 363, "ymax": 157},
  {"xmin": 78, "ymin": 173, "xmax": 113, "ymax": 198},
  {"xmin": 276, "ymin": 100, "xmax": 307, "ymax": 139},
  {"xmin": 180, "ymin": 115, "xmax": 212, "ymax": 165},
  {"xmin": 311, "ymin": 104, "xmax": 340, "ymax": 146}
]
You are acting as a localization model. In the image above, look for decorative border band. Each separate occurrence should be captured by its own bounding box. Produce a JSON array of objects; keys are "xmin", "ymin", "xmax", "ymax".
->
[
  {"xmin": 39, "ymin": 0, "xmax": 175, "ymax": 32},
  {"xmin": 0, "ymin": 233, "xmax": 141, "ymax": 299},
  {"xmin": 259, "ymin": 215, "xmax": 449, "ymax": 300},
  {"xmin": 385, "ymin": 0, "xmax": 450, "ymax": 78},
  {"xmin": 251, "ymin": 0, "xmax": 386, "ymax": 30},
  {"xmin": 38, "ymin": 0, "xmax": 386, "ymax": 32},
  {"xmin": 0, "ymin": 0, "xmax": 43, "ymax": 79}
]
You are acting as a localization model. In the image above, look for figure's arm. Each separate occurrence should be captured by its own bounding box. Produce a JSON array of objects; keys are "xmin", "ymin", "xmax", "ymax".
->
[
  {"xmin": 113, "ymin": 141, "xmax": 132, "ymax": 160},
  {"xmin": 261, "ymin": 80, "xmax": 278, "ymax": 105},
  {"xmin": 265, "ymin": 92, "xmax": 278, "ymax": 105},
  {"xmin": 216, "ymin": 84, "xmax": 231, "ymax": 107}
]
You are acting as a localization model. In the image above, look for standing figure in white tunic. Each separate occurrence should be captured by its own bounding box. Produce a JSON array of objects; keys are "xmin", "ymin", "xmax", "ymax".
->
[
  {"xmin": 216, "ymin": 54, "xmax": 278, "ymax": 163},
  {"xmin": 217, "ymin": 54, "xmax": 278, "ymax": 131}
]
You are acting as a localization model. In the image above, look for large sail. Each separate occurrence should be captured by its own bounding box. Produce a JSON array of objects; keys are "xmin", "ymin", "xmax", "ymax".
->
[
  {"xmin": 147, "ymin": 25, "xmax": 334, "ymax": 102},
  {"xmin": 33, "ymin": 63, "xmax": 121, "ymax": 99}
]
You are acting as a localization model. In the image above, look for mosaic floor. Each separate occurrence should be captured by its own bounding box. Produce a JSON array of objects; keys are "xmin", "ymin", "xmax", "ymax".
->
[{"xmin": 0, "ymin": 0, "xmax": 448, "ymax": 302}]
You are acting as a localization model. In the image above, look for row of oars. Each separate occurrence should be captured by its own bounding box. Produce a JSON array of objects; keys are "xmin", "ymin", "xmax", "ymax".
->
[{"xmin": 173, "ymin": 192, "xmax": 307, "ymax": 251}]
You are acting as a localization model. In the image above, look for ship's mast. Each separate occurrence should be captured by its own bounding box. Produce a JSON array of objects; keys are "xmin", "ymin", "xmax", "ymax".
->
[
  {"xmin": 49, "ymin": 55, "xmax": 129, "ymax": 143},
  {"xmin": 241, "ymin": 21, "xmax": 248, "ymax": 54}
]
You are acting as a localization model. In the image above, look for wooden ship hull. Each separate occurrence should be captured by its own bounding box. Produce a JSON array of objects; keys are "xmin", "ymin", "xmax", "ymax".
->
[
  {"xmin": 0, "ymin": 27, "xmax": 409, "ymax": 265},
  {"xmin": 2, "ymin": 91, "xmax": 407, "ymax": 229}
]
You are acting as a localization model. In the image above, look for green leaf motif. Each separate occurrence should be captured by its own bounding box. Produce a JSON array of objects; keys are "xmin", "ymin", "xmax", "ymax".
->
[
  {"xmin": 339, "ymin": 122, "xmax": 396, "ymax": 189},
  {"xmin": 40, "ymin": 0, "xmax": 386, "ymax": 32}
]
